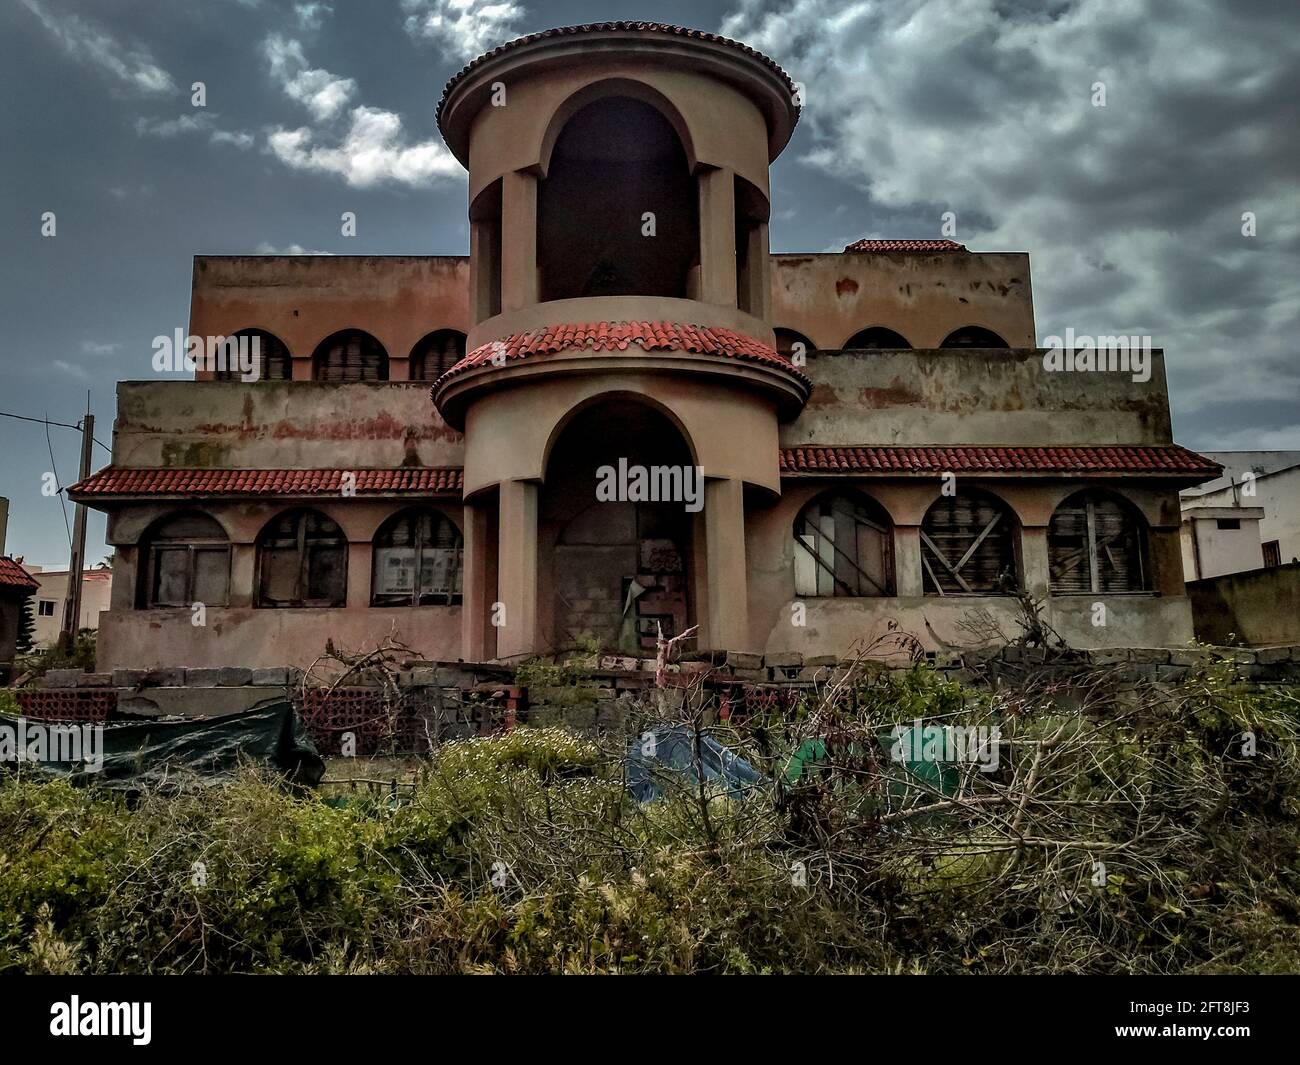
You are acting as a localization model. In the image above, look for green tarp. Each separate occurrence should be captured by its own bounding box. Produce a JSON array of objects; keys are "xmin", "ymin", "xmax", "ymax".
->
[{"xmin": 0, "ymin": 699, "xmax": 324, "ymax": 790}]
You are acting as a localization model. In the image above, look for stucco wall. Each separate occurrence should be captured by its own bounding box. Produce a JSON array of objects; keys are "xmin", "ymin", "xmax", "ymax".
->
[
  {"xmin": 1188, "ymin": 562, "xmax": 1300, "ymax": 646},
  {"xmin": 781, "ymin": 348, "xmax": 1173, "ymax": 447},
  {"xmin": 1189, "ymin": 465, "xmax": 1300, "ymax": 567},
  {"xmin": 111, "ymin": 381, "xmax": 463, "ymax": 470},
  {"xmin": 189, "ymin": 255, "xmax": 470, "ymax": 379},
  {"xmin": 770, "ymin": 252, "xmax": 1036, "ymax": 350}
]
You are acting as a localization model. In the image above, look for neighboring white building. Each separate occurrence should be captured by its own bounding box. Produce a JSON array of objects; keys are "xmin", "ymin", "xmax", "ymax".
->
[
  {"xmin": 1181, "ymin": 452, "xmax": 1300, "ymax": 579},
  {"xmin": 22, "ymin": 563, "xmax": 114, "ymax": 647}
]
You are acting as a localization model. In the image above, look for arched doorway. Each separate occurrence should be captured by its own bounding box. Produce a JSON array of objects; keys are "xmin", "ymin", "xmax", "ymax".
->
[{"xmin": 539, "ymin": 398, "xmax": 696, "ymax": 654}]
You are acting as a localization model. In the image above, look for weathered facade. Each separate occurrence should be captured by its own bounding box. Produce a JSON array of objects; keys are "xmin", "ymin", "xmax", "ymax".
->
[{"xmin": 71, "ymin": 22, "xmax": 1220, "ymax": 671}]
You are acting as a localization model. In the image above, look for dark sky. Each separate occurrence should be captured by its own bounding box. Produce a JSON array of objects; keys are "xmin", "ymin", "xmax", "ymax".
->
[{"xmin": 1, "ymin": 0, "xmax": 1297, "ymax": 568}]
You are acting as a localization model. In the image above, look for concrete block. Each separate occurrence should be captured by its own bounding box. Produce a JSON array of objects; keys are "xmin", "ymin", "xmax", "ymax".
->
[
  {"xmin": 75, "ymin": 672, "xmax": 112, "ymax": 687},
  {"xmin": 731, "ymin": 667, "xmax": 767, "ymax": 682},
  {"xmin": 764, "ymin": 652, "xmax": 803, "ymax": 668},
  {"xmin": 218, "ymin": 667, "xmax": 252, "ymax": 687},
  {"xmin": 725, "ymin": 651, "xmax": 763, "ymax": 670},
  {"xmin": 406, "ymin": 668, "xmax": 439, "ymax": 687},
  {"xmin": 111, "ymin": 668, "xmax": 146, "ymax": 688},
  {"xmin": 805, "ymin": 655, "xmax": 838, "ymax": 667},
  {"xmin": 250, "ymin": 667, "xmax": 292, "ymax": 686},
  {"xmin": 186, "ymin": 668, "xmax": 222, "ymax": 687},
  {"xmin": 43, "ymin": 669, "xmax": 82, "ymax": 688},
  {"xmin": 143, "ymin": 668, "xmax": 186, "ymax": 687},
  {"xmin": 1156, "ymin": 665, "xmax": 1190, "ymax": 683},
  {"xmin": 1130, "ymin": 648, "xmax": 1172, "ymax": 664},
  {"xmin": 1169, "ymin": 649, "xmax": 1209, "ymax": 667},
  {"xmin": 1255, "ymin": 646, "xmax": 1292, "ymax": 664}
]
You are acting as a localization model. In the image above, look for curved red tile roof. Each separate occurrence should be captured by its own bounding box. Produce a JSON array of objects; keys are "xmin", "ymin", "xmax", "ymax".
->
[
  {"xmin": 780, "ymin": 445, "xmax": 1221, "ymax": 478},
  {"xmin": 0, "ymin": 556, "xmax": 39, "ymax": 592},
  {"xmin": 438, "ymin": 23, "xmax": 799, "ymax": 132},
  {"xmin": 433, "ymin": 321, "xmax": 809, "ymax": 390},
  {"xmin": 69, "ymin": 467, "xmax": 463, "ymax": 499},
  {"xmin": 843, "ymin": 239, "xmax": 967, "ymax": 253}
]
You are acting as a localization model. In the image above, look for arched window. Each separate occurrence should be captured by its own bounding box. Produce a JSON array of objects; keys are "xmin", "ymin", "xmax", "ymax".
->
[
  {"xmin": 940, "ymin": 326, "xmax": 1009, "ymax": 348},
  {"xmin": 774, "ymin": 328, "xmax": 815, "ymax": 359},
  {"xmin": 409, "ymin": 330, "xmax": 467, "ymax": 382},
  {"xmin": 921, "ymin": 491, "xmax": 1018, "ymax": 595},
  {"xmin": 213, "ymin": 329, "xmax": 292, "ymax": 381},
  {"xmin": 844, "ymin": 327, "xmax": 911, "ymax": 349},
  {"xmin": 1049, "ymin": 490, "xmax": 1149, "ymax": 593},
  {"xmin": 257, "ymin": 509, "xmax": 347, "ymax": 607},
  {"xmin": 794, "ymin": 492, "xmax": 893, "ymax": 596},
  {"xmin": 371, "ymin": 509, "xmax": 463, "ymax": 606},
  {"xmin": 312, "ymin": 329, "xmax": 388, "ymax": 382},
  {"xmin": 140, "ymin": 512, "xmax": 230, "ymax": 607},
  {"xmin": 538, "ymin": 95, "xmax": 697, "ymax": 301}
]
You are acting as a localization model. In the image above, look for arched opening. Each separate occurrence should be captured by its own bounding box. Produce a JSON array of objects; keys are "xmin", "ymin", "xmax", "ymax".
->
[
  {"xmin": 312, "ymin": 329, "xmax": 389, "ymax": 381},
  {"xmin": 409, "ymin": 330, "xmax": 467, "ymax": 382},
  {"xmin": 775, "ymin": 328, "xmax": 815, "ymax": 359},
  {"xmin": 921, "ymin": 490, "xmax": 1019, "ymax": 595},
  {"xmin": 844, "ymin": 326, "xmax": 911, "ymax": 349},
  {"xmin": 793, "ymin": 491, "xmax": 893, "ymax": 596},
  {"xmin": 540, "ymin": 398, "xmax": 695, "ymax": 653},
  {"xmin": 371, "ymin": 507, "xmax": 463, "ymax": 606},
  {"xmin": 213, "ymin": 329, "xmax": 292, "ymax": 381},
  {"xmin": 538, "ymin": 96, "xmax": 698, "ymax": 302},
  {"xmin": 138, "ymin": 511, "xmax": 230, "ymax": 608},
  {"xmin": 940, "ymin": 326, "xmax": 1009, "ymax": 348},
  {"xmin": 256, "ymin": 508, "xmax": 347, "ymax": 607},
  {"xmin": 1049, "ymin": 489, "xmax": 1149, "ymax": 593}
]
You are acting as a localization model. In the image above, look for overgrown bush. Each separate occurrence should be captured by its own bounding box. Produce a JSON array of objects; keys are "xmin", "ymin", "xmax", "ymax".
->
[{"xmin": 2, "ymin": 667, "xmax": 1298, "ymax": 974}]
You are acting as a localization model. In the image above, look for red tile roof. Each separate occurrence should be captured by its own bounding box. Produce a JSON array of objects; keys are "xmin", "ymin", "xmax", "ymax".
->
[
  {"xmin": 434, "ymin": 322, "xmax": 809, "ymax": 389},
  {"xmin": 69, "ymin": 467, "xmax": 463, "ymax": 499},
  {"xmin": 438, "ymin": 24, "xmax": 798, "ymax": 130},
  {"xmin": 781, "ymin": 445, "xmax": 1222, "ymax": 478},
  {"xmin": 0, "ymin": 557, "xmax": 39, "ymax": 592},
  {"xmin": 843, "ymin": 239, "xmax": 967, "ymax": 253}
]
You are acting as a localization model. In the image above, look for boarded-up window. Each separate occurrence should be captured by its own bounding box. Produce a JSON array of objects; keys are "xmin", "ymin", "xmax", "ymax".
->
[
  {"xmin": 142, "ymin": 512, "xmax": 230, "ymax": 608},
  {"xmin": 312, "ymin": 330, "xmax": 388, "ymax": 382},
  {"xmin": 213, "ymin": 330, "xmax": 292, "ymax": 381},
  {"xmin": 409, "ymin": 330, "xmax": 467, "ymax": 382},
  {"xmin": 371, "ymin": 509, "xmax": 463, "ymax": 606},
  {"xmin": 257, "ymin": 509, "xmax": 347, "ymax": 607},
  {"xmin": 921, "ymin": 491, "xmax": 1017, "ymax": 595},
  {"xmin": 1049, "ymin": 491, "xmax": 1148, "ymax": 594},
  {"xmin": 793, "ymin": 493, "xmax": 892, "ymax": 596}
]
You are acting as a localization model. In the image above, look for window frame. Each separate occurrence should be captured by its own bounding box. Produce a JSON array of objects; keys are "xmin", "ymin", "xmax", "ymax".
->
[
  {"xmin": 370, "ymin": 508, "xmax": 464, "ymax": 607},
  {"xmin": 1048, "ymin": 490, "xmax": 1150, "ymax": 595},
  {"xmin": 921, "ymin": 490, "xmax": 1020, "ymax": 596},
  {"xmin": 793, "ymin": 491, "xmax": 894, "ymax": 598},
  {"xmin": 256, "ymin": 509, "xmax": 348, "ymax": 608},
  {"xmin": 140, "ymin": 512, "xmax": 232, "ymax": 608}
]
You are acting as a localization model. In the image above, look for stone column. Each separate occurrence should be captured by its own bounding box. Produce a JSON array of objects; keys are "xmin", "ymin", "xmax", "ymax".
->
[
  {"xmin": 704, "ymin": 477, "xmax": 749, "ymax": 649},
  {"xmin": 697, "ymin": 166, "xmax": 737, "ymax": 307},
  {"xmin": 501, "ymin": 170, "xmax": 539, "ymax": 312},
  {"xmin": 462, "ymin": 501, "xmax": 494, "ymax": 661},
  {"xmin": 496, "ymin": 478, "xmax": 538, "ymax": 659}
]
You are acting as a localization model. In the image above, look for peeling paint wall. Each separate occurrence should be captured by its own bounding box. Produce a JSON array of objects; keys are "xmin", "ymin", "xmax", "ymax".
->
[{"xmin": 770, "ymin": 252, "xmax": 1036, "ymax": 350}]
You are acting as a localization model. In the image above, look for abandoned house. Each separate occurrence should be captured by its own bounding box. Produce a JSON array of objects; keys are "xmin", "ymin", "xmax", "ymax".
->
[{"xmin": 69, "ymin": 22, "xmax": 1222, "ymax": 671}]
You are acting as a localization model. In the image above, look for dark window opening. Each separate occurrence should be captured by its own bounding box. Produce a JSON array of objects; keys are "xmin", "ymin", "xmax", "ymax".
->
[
  {"xmin": 312, "ymin": 329, "xmax": 388, "ymax": 382},
  {"xmin": 922, "ymin": 491, "xmax": 1018, "ymax": 595},
  {"xmin": 257, "ymin": 509, "xmax": 347, "ymax": 607},
  {"xmin": 774, "ymin": 328, "xmax": 815, "ymax": 359},
  {"xmin": 410, "ymin": 330, "xmax": 467, "ymax": 382},
  {"xmin": 844, "ymin": 327, "xmax": 911, "ymax": 349},
  {"xmin": 538, "ymin": 96, "xmax": 698, "ymax": 302},
  {"xmin": 1049, "ymin": 490, "xmax": 1149, "ymax": 594},
  {"xmin": 1216, "ymin": 518, "xmax": 1241, "ymax": 530},
  {"xmin": 140, "ymin": 511, "xmax": 230, "ymax": 608},
  {"xmin": 940, "ymin": 326, "xmax": 1009, "ymax": 348},
  {"xmin": 794, "ymin": 492, "xmax": 893, "ymax": 597},
  {"xmin": 371, "ymin": 508, "xmax": 463, "ymax": 606},
  {"xmin": 213, "ymin": 329, "xmax": 292, "ymax": 381},
  {"xmin": 38, "ymin": 600, "xmax": 56, "ymax": 617},
  {"xmin": 1262, "ymin": 540, "xmax": 1281, "ymax": 568}
]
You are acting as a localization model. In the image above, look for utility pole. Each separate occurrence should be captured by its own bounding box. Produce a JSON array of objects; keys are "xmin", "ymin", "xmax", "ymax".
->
[{"xmin": 59, "ymin": 407, "xmax": 94, "ymax": 652}]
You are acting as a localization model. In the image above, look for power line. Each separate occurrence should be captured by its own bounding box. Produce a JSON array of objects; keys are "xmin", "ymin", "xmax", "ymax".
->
[
  {"xmin": 0, "ymin": 409, "xmax": 112, "ymax": 455},
  {"xmin": 43, "ymin": 414, "xmax": 74, "ymax": 553}
]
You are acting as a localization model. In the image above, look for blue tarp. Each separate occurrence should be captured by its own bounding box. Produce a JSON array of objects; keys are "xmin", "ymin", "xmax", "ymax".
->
[{"xmin": 625, "ymin": 725, "xmax": 765, "ymax": 802}]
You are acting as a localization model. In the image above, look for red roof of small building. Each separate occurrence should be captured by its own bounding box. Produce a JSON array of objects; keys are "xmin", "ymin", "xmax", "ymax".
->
[
  {"xmin": 68, "ymin": 467, "xmax": 463, "ymax": 499},
  {"xmin": 0, "ymin": 557, "xmax": 39, "ymax": 592},
  {"xmin": 843, "ymin": 239, "xmax": 967, "ymax": 253},
  {"xmin": 780, "ymin": 444, "xmax": 1221, "ymax": 478},
  {"xmin": 438, "ymin": 23, "xmax": 798, "ymax": 130},
  {"xmin": 435, "ymin": 321, "xmax": 809, "ymax": 389}
]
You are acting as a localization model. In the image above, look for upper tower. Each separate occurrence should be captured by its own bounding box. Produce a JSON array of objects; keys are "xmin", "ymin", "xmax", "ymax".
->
[{"xmin": 434, "ymin": 22, "xmax": 803, "ymax": 425}]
